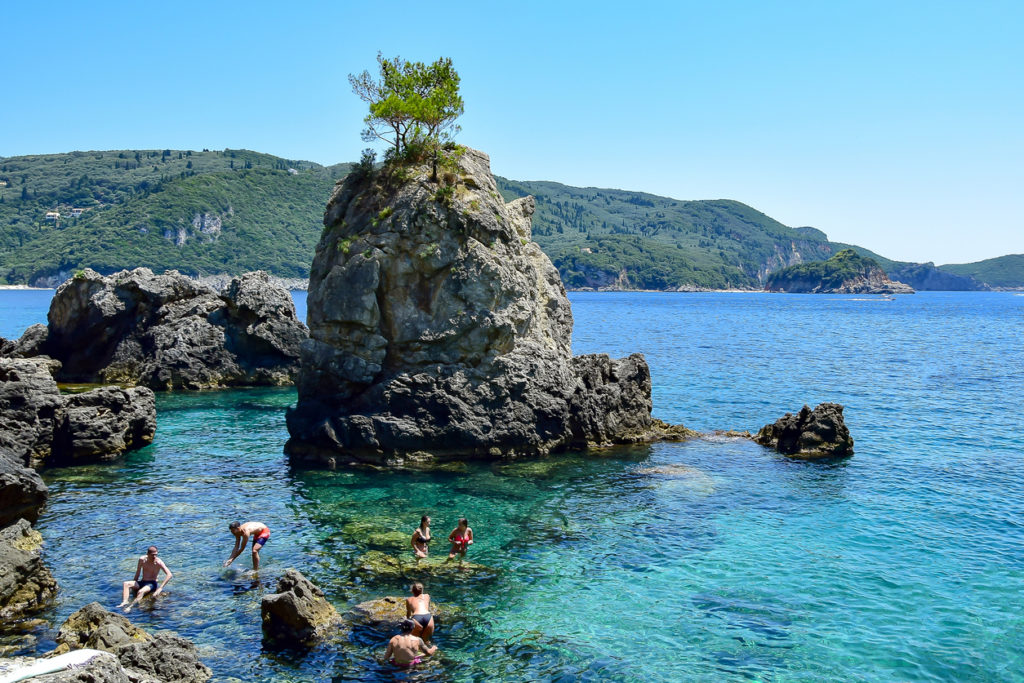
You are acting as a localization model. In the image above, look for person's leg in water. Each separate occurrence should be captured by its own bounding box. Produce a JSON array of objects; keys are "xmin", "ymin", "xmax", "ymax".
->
[
  {"xmin": 118, "ymin": 580, "xmax": 137, "ymax": 607},
  {"xmin": 125, "ymin": 583, "xmax": 152, "ymax": 613}
]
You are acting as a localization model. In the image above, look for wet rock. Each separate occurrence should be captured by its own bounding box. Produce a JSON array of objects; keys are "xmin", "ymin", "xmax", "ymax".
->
[
  {"xmin": 352, "ymin": 551, "xmax": 498, "ymax": 580},
  {"xmin": 287, "ymin": 147, "xmax": 687, "ymax": 465},
  {"xmin": 54, "ymin": 602, "xmax": 211, "ymax": 682},
  {"xmin": 261, "ymin": 568, "xmax": 342, "ymax": 646},
  {"xmin": 348, "ymin": 596, "xmax": 459, "ymax": 630},
  {"xmin": 0, "ymin": 518, "xmax": 58, "ymax": 623},
  {"xmin": 754, "ymin": 402, "xmax": 854, "ymax": 459},
  {"xmin": 39, "ymin": 268, "xmax": 307, "ymax": 390}
]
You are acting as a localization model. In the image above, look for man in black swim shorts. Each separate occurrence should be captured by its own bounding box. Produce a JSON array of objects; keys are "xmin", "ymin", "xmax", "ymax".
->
[{"xmin": 119, "ymin": 545, "xmax": 173, "ymax": 612}]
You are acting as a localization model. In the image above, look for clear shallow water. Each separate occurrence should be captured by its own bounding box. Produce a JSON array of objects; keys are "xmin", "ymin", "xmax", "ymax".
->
[{"xmin": 2, "ymin": 291, "xmax": 1023, "ymax": 681}]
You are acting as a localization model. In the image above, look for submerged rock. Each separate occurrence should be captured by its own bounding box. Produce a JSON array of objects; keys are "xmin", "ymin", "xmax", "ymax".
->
[
  {"xmin": 39, "ymin": 268, "xmax": 307, "ymax": 390},
  {"xmin": 287, "ymin": 148, "xmax": 688, "ymax": 465},
  {"xmin": 261, "ymin": 568, "xmax": 342, "ymax": 646},
  {"xmin": 754, "ymin": 402, "xmax": 854, "ymax": 459},
  {"xmin": 348, "ymin": 595, "xmax": 459, "ymax": 630},
  {"xmin": 53, "ymin": 602, "xmax": 211, "ymax": 682},
  {"xmin": 0, "ymin": 518, "xmax": 58, "ymax": 623},
  {"xmin": 352, "ymin": 551, "xmax": 497, "ymax": 580}
]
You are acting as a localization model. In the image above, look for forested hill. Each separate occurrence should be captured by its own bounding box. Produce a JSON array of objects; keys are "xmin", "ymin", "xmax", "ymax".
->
[{"xmin": 0, "ymin": 149, "xmax": 1018, "ymax": 289}]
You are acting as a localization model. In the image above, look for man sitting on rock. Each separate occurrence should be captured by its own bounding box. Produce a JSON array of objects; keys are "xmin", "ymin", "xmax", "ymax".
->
[
  {"xmin": 118, "ymin": 545, "xmax": 173, "ymax": 612},
  {"xmin": 383, "ymin": 619, "xmax": 437, "ymax": 668}
]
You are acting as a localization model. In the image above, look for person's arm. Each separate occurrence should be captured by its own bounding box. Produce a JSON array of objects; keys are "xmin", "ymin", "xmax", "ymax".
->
[
  {"xmin": 133, "ymin": 558, "xmax": 143, "ymax": 582},
  {"xmin": 383, "ymin": 638, "xmax": 394, "ymax": 662},
  {"xmin": 419, "ymin": 638, "xmax": 437, "ymax": 657},
  {"xmin": 466, "ymin": 528, "xmax": 474, "ymax": 545},
  {"xmin": 154, "ymin": 559, "xmax": 173, "ymax": 595},
  {"xmin": 448, "ymin": 529, "xmax": 457, "ymax": 543},
  {"xmin": 224, "ymin": 533, "xmax": 249, "ymax": 566},
  {"xmin": 406, "ymin": 598, "xmax": 413, "ymax": 618}
]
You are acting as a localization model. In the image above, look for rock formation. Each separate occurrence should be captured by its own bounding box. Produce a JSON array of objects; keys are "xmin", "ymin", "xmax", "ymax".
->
[
  {"xmin": 0, "ymin": 518, "xmax": 58, "ymax": 622},
  {"xmin": 349, "ymin": 595, "xmax": 458, "ymax": 630},
  {"xmin": 52, "ymin": 602, "xmax": 211, "ymax": 682},
  {"xmin": 260, "ymin": 569, "xmax": 342, "ymax": 646},
  {"xmin": 765, "ymin": 249, "xmax": 915, "ymax": 294},
  {"xmin": 0, "ymin": 357, "xmax": 155, "ymax": 469},
  {"xmin": 754, "ymin": 402, "xmax": 854, "ymax": 459},
  {"xmin": 34, "ymin": 268, "xmax": 307, "ymax": 390},
  {"xmin": 286, "ymin": 148, "xmax": 689, "ymax": 466}
]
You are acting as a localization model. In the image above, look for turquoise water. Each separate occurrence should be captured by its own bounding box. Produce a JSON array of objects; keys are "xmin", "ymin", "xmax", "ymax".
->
[{"xmin": 2, "ymin": 290, "xmax": 1024, "ymax": 681}]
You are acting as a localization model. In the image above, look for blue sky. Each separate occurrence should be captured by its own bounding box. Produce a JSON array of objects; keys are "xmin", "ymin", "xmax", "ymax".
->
[{"xmin": 3, "ymin": 1, "xmax": 1021, "ymax": 265}]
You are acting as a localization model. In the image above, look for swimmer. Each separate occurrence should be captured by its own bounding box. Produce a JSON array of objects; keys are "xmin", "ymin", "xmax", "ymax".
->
[
  {"xmin": 405, "ymin": 581, "xmax": 434, "ymax": 642},
  {"xmin": 223, "ymin": 521, "xmax": 270, "ymax": 571},
  {"xmin": 383, "ymin": 619, "xmax": 437, "ymax": 668},
  {"xmin": 411, "ymin": 515, "xmax": 431, "ymax": 559},
  {"xmin": 118, "ymin": 545, "xmax": 172, "ymax": 613},
  {"xmin": 447, "ymin": 518, "xmax": 473, "ymax": 563}
]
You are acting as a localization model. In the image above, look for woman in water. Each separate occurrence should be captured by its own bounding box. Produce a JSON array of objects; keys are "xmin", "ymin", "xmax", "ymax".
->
[
  {"xmin": 405, "ymin": 581, "xmax": 435, "ymax": 642},
  {"xmin": 411, "ymin": 515, "xmax": 431, "ymax": 558},
  {"xmin": 447, "ymin": 518, "xmax": 473, "ymax": 562}
]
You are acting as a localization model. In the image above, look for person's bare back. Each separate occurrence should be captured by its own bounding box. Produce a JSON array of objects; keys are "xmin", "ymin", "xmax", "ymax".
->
[{"xmin": 384, "ymin": 619, "xmax": 437, "ymax": 667}]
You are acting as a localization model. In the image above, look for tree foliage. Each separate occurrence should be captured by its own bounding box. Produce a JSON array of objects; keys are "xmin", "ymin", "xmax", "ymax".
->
[{"xmin": 348, "ymin": 53, "xmax": 464, "ymax": 169}]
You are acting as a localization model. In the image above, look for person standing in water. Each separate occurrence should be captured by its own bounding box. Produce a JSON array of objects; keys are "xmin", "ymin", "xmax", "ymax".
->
[
  {"xmin": 383, "ymin": 619, "xmax": 437, "ymax": 668},
  {"xmin": 406, "ymin": 581, "xmax": 435, "ymax": 641},
  {"xmin": 447, "ymin": 518, "xmax": 473, "ymax": 562},
  {"xmin": 223, "ymin": 521, "xmax": 270, "ymax": 571},
  {"xmin": 118, "ymin": 545, "xmax": 172, "ymax": 613},
  {"xmin": 411, "ymin": 515, "xmax": 431, "ymax": 559}
]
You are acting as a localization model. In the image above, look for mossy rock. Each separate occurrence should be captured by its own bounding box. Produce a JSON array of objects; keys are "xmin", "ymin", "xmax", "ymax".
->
[
  {"xmin": 339, "ymin": 522, "xmax": 411, "ymax": 553},
  {"xmin": 347, "ymin": 596, "xmax": 463, "ymax": 629},
  {"xmin": 352, "ymin": 551, "xmax": 497, "ymax": 580}
]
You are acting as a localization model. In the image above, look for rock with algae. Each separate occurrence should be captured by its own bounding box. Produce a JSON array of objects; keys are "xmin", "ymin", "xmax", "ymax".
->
[
  {"xmin": 286, "ymin": 147, "xmax": 689, "ymax": 466},
  {"xmin": 348, "ymin": 595, "xmax": 461, "ymax": 629},
  {"xmin": 261, "ymin": 568, "xmax": 343, "ymax": 647},
  {"xmin": 352, "ymin": 551, "xmax": 498, "ymax": 581}
]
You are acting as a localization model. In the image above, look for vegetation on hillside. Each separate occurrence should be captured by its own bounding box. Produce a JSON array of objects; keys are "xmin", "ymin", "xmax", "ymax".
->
[
  {"xmin": 940, "ymin": 254, "xmax": 1024, "ymax": 289},
  {"xmin": 765, "ymin": 249, "xmax": 880, "ymax": 291}
]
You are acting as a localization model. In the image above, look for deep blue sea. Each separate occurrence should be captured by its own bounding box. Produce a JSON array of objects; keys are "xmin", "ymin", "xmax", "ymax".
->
[{"xmin": 2, "ymin": 289, "xmax": 1023, "ymax": 682}]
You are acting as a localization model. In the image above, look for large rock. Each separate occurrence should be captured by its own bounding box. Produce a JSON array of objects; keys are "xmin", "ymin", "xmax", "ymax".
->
[
  {"xmin": 0, "ymin": 448, "xmax": 48, "ymax": 528},
  {"xmin": 286, "ymin": 148, "xmax": 688, "ymax": 465},
  {"xmin": 348, "ymin": 595, "xmax": 459, "ymax": 630},
  {"xmin": 261, "ymin": 568, "xmax": 342, "ymax": 646},
  {"xmin": 754, "ymin": 402, "xmax": 854, "ymax": 459},
  {"xmin": 40, "ymin": 268, "xmax": 307, "ymax": 390},
  {"xmin": 0, "ymin": 518, "xmax": 58, "ymax": 622},
  {"xmin": 0, "ymin": 650, "xmax": 138, "ymax": 682},
  {"xmin": 0, "ymin": 357, "xmax": 155, "ymax": 469},
  {"xmin": 54, "ymin": 602, "xmax": 211, "ymax": 682}
]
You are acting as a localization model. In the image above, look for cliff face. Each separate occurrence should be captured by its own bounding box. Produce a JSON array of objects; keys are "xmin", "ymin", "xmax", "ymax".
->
[{"xmin": 286, "ymin": 148, "xmax": 681, "ymax": 466}]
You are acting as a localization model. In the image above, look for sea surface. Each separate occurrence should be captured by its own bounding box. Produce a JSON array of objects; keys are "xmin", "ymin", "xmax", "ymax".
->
[{"xmin": 1, "ymin": 290, "xmax": 1023, "ymax": 682}]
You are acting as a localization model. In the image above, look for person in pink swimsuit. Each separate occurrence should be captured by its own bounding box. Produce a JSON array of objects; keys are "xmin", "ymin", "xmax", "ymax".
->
[{"xmin": 447, "ymin": 518, "xmax": 473, "ymax": 562}]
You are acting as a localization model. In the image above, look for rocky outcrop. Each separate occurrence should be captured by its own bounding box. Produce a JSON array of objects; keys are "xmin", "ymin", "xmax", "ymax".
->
[
  {"xmin": 0, "ymin": 518, "xmax": 58, "ymax": 622},
  {"xmin": 261, "ymin": 569, "xmax": 342, "ymax": 646},
  {"xmin": 53, "ymin": 602, "xmax": 211, "ymax": 682},
  {"xmin": 765, "ymin": 249, "xmax": 914, "ymax": 294},
  {"xmin": 886, "ymin": 262, "xmax": 988, "ymax": 291},
  {"xmin": 0, "ymin": 323, "xmax": 49, "ymax": 358},
  {"xmin": 37, "ymin": 268, "xmax": 307, "ymax": 390},
  {"xmin": 286, "ymin": 148, "xmax": 689, "ymax": 466},
  {"xmin": 348, "ymin": 596, "xmax": 459, "ymax": 630},
  {"xmin": 0, "ymin": 448, "xmax": 48, "ymax": 528},
  {"xmin": 0, "ymin": 357, "xmax": 155, "ymax": 469},
  {"xmin": 754, "ymin": 402, "xmax": 854, "ymax": 459}
]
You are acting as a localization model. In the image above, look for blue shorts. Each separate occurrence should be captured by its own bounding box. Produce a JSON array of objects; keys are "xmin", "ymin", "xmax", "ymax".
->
[
  {"xmin": 135, "ymin": 580, "xmax": 158, "ymax": 593},
  {"xmin": 254, "ymin": 534, "xmax": 270, "ymax": 548}
]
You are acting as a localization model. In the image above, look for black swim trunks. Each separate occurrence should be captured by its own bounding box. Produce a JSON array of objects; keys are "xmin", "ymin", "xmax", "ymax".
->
[
  {"xmin": 412, "ymin": 613, "xmax": 432, "ymax": 628},
  {"xmin": 135, "ymin": 579, "xmax": 158, "ymax": 592}
]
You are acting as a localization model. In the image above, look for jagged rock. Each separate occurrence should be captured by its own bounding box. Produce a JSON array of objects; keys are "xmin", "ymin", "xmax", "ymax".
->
[
  {"xmin": 0, "ymin": 650, "xmax": 141, "ymax": 682},
  {"xmin": 54, "ymin": 602, "xmax": 211, "ymax": 682},
  {"xmin": 0, "ymin": 448, "xmax": 48, "ymax": 528},
  {"xmin": 348, "ymin": 596, "xmax": 459, "ymax": 630},
  {"xmin": 53, "ymin": 386, "xmax": 156, "ymax": 465},
  {"xmin": 38, "ymin": 268, "xmax": 307, "ymax": 390},
  {"xmin": 0, "ymin": 518, "xmax": 58, "ymax": 622},
  {"xmin": 286, "ymin": 147, "xmax": 686, "ymax": 465},
  {"xmin": 887, "ymin": 262, "xmax": 988, "ymax": 291},
  {"xmin": 261, "ymin": 569, "xmax": 342, "ymax": 646},
  {"xmin": 0, "ymin": 323, "xmax": 49, "ymax": 358},
  {"xmin": 0, "ymin": 357, "xmax": 155, "ymax": 469},
  {"xmin": 754, "ymin": 402, "xmax": 854, "ymax": 459}
]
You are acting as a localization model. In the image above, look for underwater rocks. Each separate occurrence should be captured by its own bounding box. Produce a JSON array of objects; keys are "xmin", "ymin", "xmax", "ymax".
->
[
  {"xmin": 261, "ymin": 569, "xmax": 342, "ymax": 647},
  {"xmin": 286, "ymin": 147, "xmax": 686, "ymax": 465},
  {"xmin": 352, "ymin": 551, "xmax": 498, "ymax": 581},
  {"xmin": 0, "ymin": 518, "xmax": 58, "ymax": 623},
  {"xmin": 754, "ymin": 402, "xmax": 854, "ymax": 459},
  {"xmin": 37, "ymin": 268, "xmax": 307, "ymax": 390},
  {"xmin": 0, "ymin": 357, "xmax": 155, "ymax": 469},
  {"xmin": 53, "ymin": 602, "xmax": 211, "ymax": 682}
]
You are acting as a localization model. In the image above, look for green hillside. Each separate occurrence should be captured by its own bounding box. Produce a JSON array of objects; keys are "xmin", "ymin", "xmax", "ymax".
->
[
  {"xmin": 1, "ymin": 148, "xmax": 1016, "ymax": 290},
  {"xmin": 940, "ymin": 254, "xmax": 1024, "ymax": 289}
]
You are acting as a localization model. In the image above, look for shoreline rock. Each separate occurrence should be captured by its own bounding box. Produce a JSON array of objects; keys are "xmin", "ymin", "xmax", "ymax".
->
[
  {"xmin": 0, "ymin": 519, "xmax": 58, "ymax": 623},
  {"xmin": 286, "ymin": 147, "xmax": 690, "ymax": 466},
  {"xmin": 754, "ymin": 402, "xmax": 854, "ymax": 459},
  {"xmin": 261, "ymin": 569, "xmax": 342, "ymax": 647}
]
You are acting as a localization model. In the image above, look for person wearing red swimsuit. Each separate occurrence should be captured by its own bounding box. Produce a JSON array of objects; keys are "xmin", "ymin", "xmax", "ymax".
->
[
  {"xmin": 223, "ymin": 521, "xmax": 270, "ymax": 571},
  {"xmin": 447, "ymin": 518, "xmax": 473, "ymax": 562}
]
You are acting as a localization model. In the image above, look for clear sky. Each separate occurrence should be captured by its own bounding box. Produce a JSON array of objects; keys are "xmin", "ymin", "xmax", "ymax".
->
[{"xmin": 3, "ymin": 1, "xmax": 1021, "ymax": 265}]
